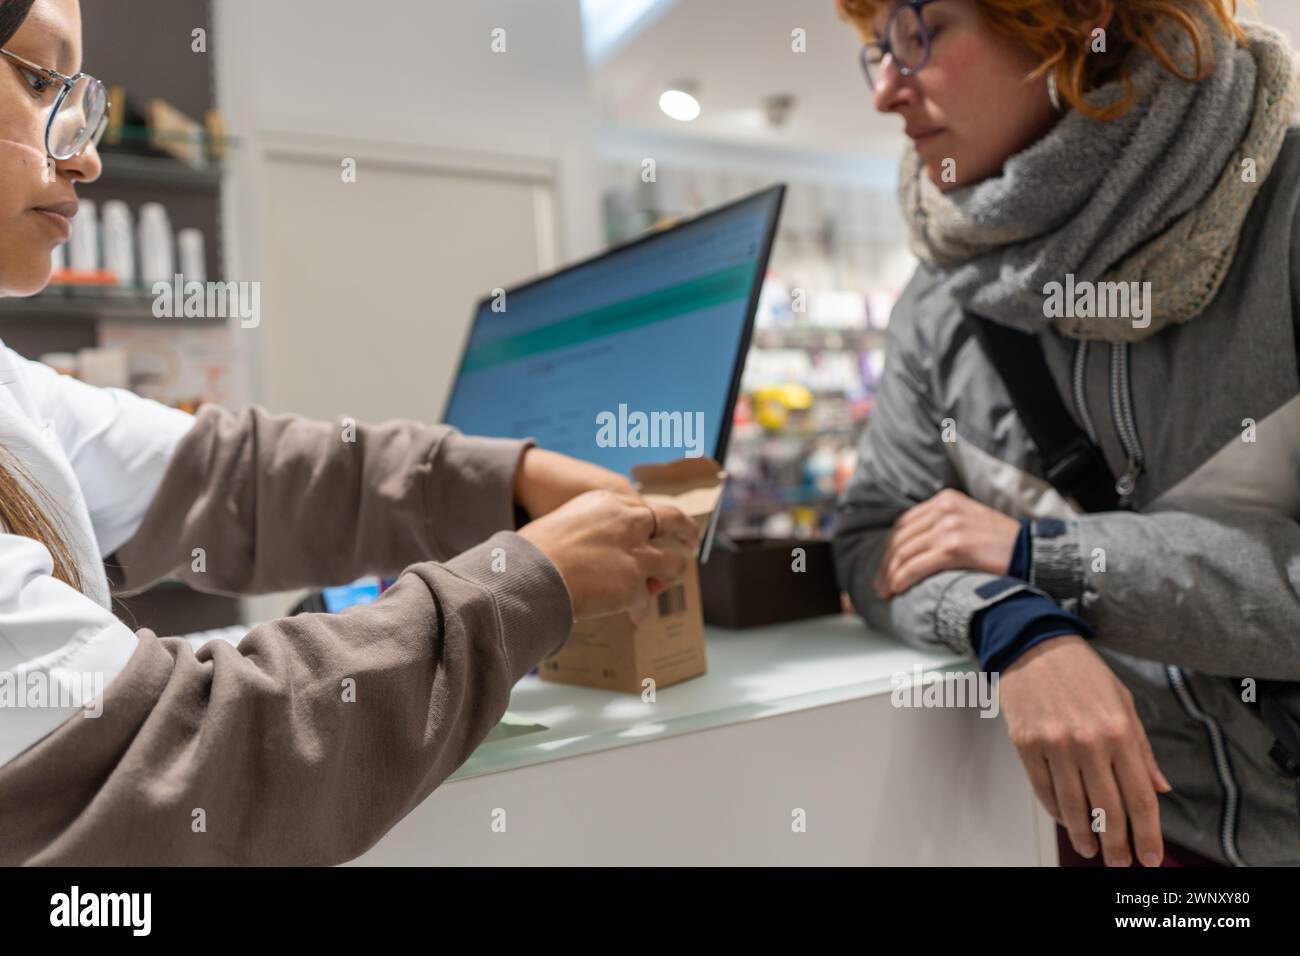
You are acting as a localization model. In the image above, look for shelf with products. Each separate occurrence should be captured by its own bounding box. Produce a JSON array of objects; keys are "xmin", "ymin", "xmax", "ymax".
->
[
  {"xmin": 751, "ymin": 326, "xmax": 887, "ymax": 352},
  {"xmin": 721, "ymin": 272, "xmax": 893, "ymax": 541},
  {"xmin": 3, "ymin": 111, "xmax": 238, "ymax": 404},
  {"xmin": 95, "ymin": 122, "xmax": 236, "ymax": 180},
  {"xmin": 93, "ymin": 150, "xmax": 225, "ymax": 191},
  {"xmin": 4, "ymin": 182, "xmax": 228, "ymax": 354},
  {"xmin": 0, "ymin": 283, "xmax": 228, "ymax": 323},
  {"xmin": 721, "ymin": 413, "xmax": 863, "ymax": 541}
]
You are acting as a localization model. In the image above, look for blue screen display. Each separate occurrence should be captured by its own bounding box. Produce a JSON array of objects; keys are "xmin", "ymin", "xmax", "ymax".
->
[{"xmin": 442, "ymin": 188, "xmax": 782, "ymax": 476}]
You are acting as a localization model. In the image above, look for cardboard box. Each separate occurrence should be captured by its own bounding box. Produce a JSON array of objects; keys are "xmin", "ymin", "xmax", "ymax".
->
[{"xmin": 538, "ymin": 457, "xmax": 725, "ymax": 694}]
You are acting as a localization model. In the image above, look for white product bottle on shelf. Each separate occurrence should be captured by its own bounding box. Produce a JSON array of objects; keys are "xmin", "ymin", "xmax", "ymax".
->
[
  {"xmin": 177, "ymin": 228, "xmax": 206, "ymax": 284},
  {"xmin": 67, "ymin": 197, "xmax": 98, "ymax": 272},
  {"xmin": 137, "ymin": 202, "xmax": 175, "ymax": 285},
  {"xmin": 100, "ymin": 199, "xmax": 136, "ymax": 288}
]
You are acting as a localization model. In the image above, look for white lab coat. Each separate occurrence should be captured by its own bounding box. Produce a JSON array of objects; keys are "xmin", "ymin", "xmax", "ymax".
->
[{"xmin": 0, "ymin": 340, "xmax": 194, "ymax": 768}]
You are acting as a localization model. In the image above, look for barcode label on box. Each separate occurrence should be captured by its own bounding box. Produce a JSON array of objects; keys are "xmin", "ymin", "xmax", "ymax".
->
[{"xmin": 657, "ymin": 585, "xmax": 686, "ymax": 617}]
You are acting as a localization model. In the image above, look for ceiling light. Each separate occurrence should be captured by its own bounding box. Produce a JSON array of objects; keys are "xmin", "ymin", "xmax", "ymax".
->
[{"xmin": 659, "ymin": 88, "xmax": 701, "ymax": 122}]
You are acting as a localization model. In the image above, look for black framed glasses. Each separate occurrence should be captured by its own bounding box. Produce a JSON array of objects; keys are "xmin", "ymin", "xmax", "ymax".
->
[
  {"xmin": 859, "ymin": 0, "xmax": 942, "ymax": 88},
  {"xmin": 0, "ymin": 48, "xmax": 109, "ymax": 161}
]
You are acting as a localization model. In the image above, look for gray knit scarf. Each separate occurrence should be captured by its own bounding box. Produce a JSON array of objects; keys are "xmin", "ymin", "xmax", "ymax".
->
[{"xmin": 900, "ymin": 20, "xmax": 1300, "ymax": 342}]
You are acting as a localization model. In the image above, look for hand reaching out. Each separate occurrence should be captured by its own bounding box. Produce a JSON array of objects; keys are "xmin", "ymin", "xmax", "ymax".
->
[{"xmin": 518, "ymin": 489, "xmax": 699, "ymax": 622}]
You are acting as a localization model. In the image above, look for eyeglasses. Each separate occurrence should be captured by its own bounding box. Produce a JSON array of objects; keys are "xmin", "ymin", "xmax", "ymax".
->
[
  {"xmin": 0, "ymin": 48, "xmax": 109, "ymax": 161},
  {"xmin": 859, "ymin": 0, "xmax": 942, "ymax": 88}
]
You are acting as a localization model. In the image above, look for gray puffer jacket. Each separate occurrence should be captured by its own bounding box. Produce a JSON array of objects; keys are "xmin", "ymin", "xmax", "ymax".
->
[{"xmin": 833, "ymin": 127, "xmax": 1300, "ymax": 866}]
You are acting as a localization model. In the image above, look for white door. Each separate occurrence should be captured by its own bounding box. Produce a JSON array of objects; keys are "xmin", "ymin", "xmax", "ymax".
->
[{"xmin": 254, "ymin": 139, "xmax": 559, "ymax": 424}]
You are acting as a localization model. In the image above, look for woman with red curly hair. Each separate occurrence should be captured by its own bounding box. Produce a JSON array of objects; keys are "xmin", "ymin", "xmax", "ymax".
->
[{"xmin": 833, "ymin": 0, "xmax": 1300, "ymax": 867}]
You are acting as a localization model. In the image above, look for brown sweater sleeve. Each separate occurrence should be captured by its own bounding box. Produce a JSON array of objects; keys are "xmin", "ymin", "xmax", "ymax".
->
[
  {"xmin": 0, "ymin": 531, "xmax": 573, "ymax": 865},
  {"xmin": 109, "ymin": 403, "xmax": 532, "ymax": 595}
]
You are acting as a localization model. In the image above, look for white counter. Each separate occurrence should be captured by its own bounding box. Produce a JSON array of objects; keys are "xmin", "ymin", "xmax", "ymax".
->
[{"xmin": 354, "ymin": 615, "xmax": 1057, "ymax": 866}]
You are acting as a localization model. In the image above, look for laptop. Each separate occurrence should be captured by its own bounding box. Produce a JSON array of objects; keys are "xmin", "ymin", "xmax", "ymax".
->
[{"xmin": 441, "ymin": 184, "xmax": 786, "ymax": 476}]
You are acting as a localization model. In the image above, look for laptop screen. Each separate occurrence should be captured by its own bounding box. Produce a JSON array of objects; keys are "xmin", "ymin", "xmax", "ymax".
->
[{"xmin": 442, "ymin": 185, "xmax": 784, "ymax": 476}]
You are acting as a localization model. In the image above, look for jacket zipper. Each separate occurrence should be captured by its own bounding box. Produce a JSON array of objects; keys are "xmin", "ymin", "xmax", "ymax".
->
[
  {"xmin": 1108, "ymin": 342, "xmax": 1145, "ymax": 506},
  {"xmin": 1166, "ymin": 665, "xmax": 1246, "ymax": 866},
  {"xmin": 1071, "ymin": 340, "xmax": 1100, "ymax": 445},
  {"xmin": 1085, "ymin": 347, "xmax": 1245, "ymax": 864}
]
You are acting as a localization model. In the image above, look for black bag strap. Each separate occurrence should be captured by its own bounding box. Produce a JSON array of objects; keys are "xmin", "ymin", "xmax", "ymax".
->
[
  {"xmin": 965, "ymin": 313, "xmax": 1119, "ymax": 513},
  {"xmin": 1253, "ymin": 681, "xmax": 1300, "ymax": 831},
  {"xmin": 1258, "ymin": 681, "xmax": 1300, "ymax": 767}
]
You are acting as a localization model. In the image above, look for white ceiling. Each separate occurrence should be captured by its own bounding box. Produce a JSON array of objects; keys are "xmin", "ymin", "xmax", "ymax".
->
[{"xmin": 590, "ymin": 0, "xmax": 907, "ymax": 158}]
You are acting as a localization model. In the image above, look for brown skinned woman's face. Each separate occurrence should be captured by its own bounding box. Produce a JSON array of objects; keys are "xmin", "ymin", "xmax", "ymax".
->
[{"xmin": 0, "ymin": 0, "xmax": 100, "ymax": 296}]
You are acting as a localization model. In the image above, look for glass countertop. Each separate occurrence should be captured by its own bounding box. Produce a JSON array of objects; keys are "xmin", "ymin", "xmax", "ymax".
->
[{"xmin": 454, "ymin": 614, "xmax": 969, "ymax": 781}]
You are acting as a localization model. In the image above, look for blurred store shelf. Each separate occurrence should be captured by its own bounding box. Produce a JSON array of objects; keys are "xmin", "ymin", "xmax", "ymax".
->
[{"xmin": 0, "ymin": 285, "xmax": 226, "ymax": 323}]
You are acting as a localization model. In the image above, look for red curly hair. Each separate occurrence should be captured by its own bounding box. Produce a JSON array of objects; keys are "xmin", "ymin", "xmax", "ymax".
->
[{"xmin": 836, "ymin": 0, "xmax": 1249, "ymax": 120}]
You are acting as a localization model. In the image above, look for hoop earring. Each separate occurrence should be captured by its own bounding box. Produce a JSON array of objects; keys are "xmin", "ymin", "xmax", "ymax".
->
[{"xmin": 1047, "ymin": 71, "xmax": 1063, "ymax": 112}]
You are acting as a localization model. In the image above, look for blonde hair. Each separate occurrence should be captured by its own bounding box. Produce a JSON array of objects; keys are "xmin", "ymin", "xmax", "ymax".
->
[{"xmin": 0, "ymin": 447, "xmax": 83, "ymax": 592}]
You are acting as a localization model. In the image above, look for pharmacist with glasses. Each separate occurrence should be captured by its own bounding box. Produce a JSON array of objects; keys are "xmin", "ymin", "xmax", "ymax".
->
[{"xmin": 0, "ymin": 0, "xmax": 699, "ymax": 865}]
